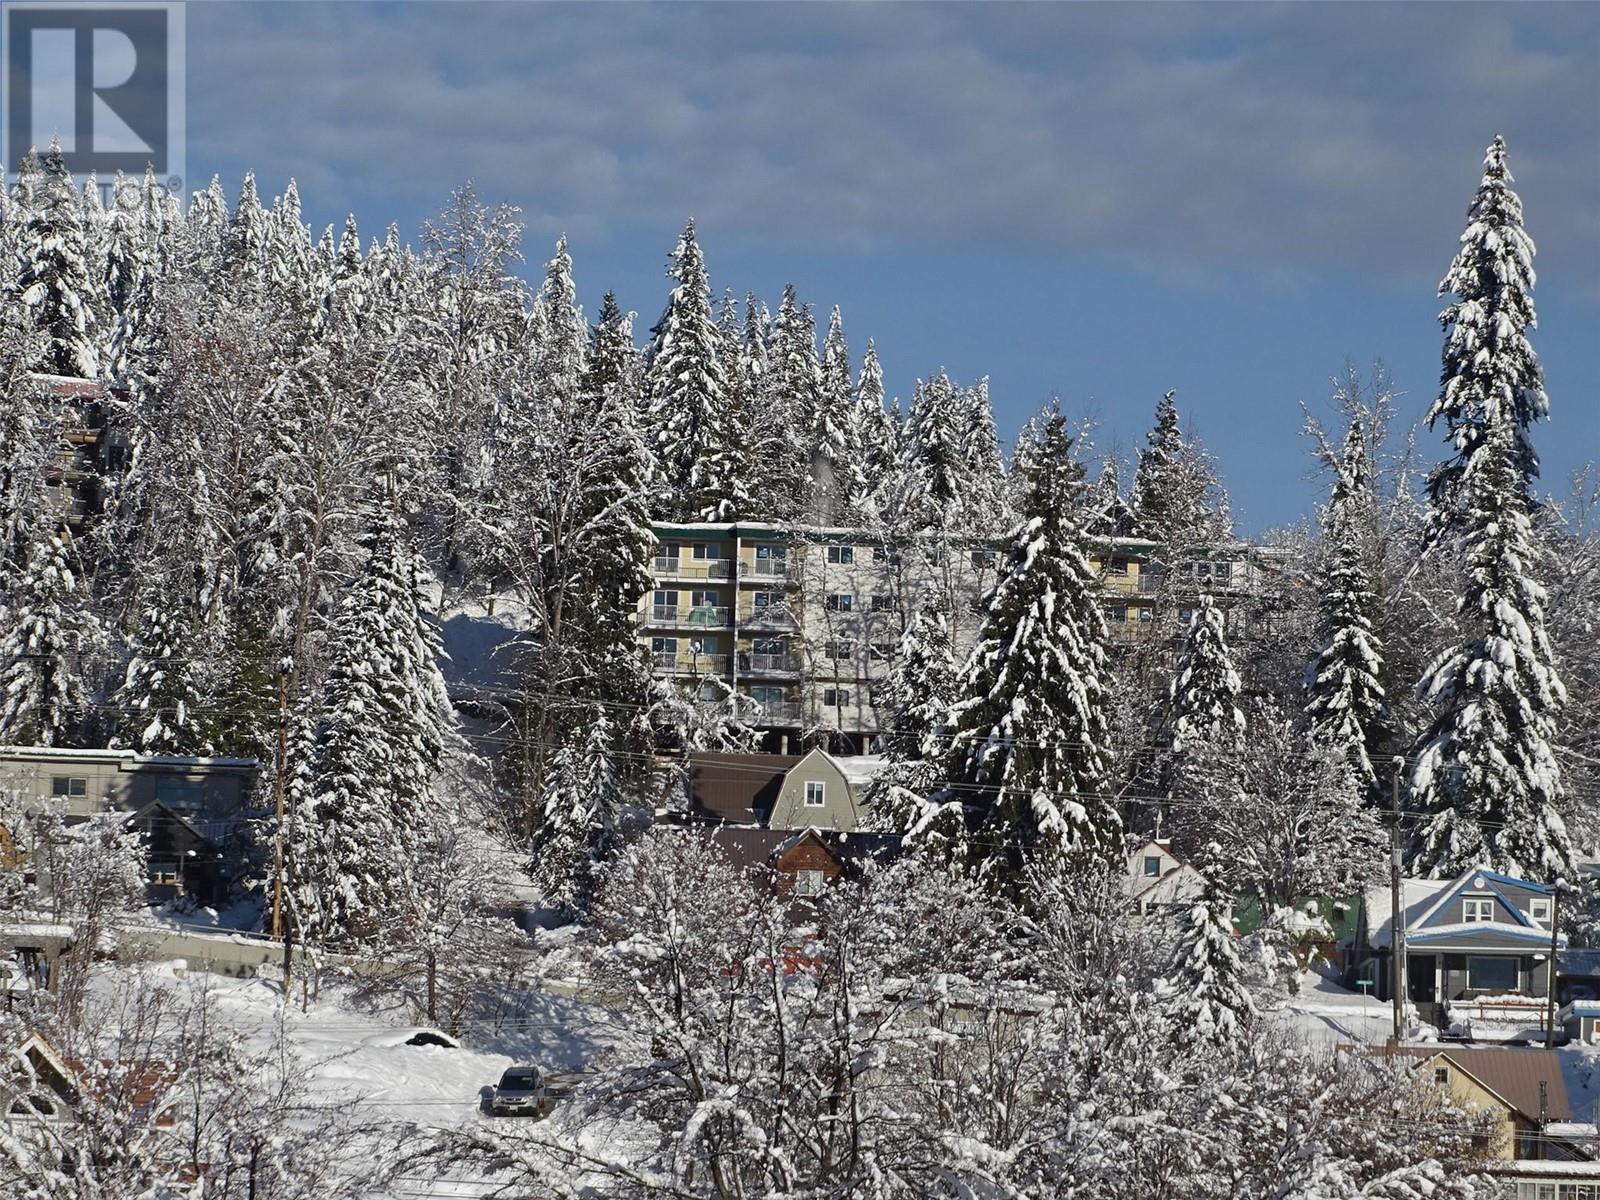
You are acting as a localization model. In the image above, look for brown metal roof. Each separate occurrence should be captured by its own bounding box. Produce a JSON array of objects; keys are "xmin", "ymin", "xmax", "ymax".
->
[
  {"xmin": 1379, "ymin": 1045, "xmax": 1572, "ymax": 1122},
  {"xmin": 686, "ymin": 752, "xmax": 803, "ymax": 825}
]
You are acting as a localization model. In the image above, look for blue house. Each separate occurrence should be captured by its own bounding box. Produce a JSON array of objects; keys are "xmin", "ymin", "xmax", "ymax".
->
[{"xmin": 1352, "ymin": 868, "xmax": 1560, "ymax": 1032}]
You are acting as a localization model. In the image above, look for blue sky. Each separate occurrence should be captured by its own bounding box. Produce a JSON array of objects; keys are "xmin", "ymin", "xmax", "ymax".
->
[{"xmin": 184, "ymin": 2, "xmax": 1598, "ymax": 533}]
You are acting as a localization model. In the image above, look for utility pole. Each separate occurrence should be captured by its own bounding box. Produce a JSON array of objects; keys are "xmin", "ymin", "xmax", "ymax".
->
[
  {"xmin": 1546, "ymin": 881, "xmax": 1563, "ymax": 1050},
  {"xmin": 1390, "ymin": 756, "xmax": 1406, "ymax": 1043},
  {"xmin": 272, "ymin": 666, "xmax": 293, "ymax": 997}
]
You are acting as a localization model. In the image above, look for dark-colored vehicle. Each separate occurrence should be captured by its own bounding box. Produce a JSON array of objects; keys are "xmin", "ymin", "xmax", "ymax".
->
[{"xmin": 490, "ymin": 1066, "xmax": 546, "ymax": 1117}]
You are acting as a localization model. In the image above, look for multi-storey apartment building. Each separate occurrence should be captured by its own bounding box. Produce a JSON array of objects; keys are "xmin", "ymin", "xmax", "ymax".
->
[{"xmin": 641, "ymin": 522, "xmax": 1294, "ymax": 751}]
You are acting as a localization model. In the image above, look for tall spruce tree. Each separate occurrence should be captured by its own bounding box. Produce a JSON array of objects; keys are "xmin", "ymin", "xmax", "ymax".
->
[
  {"xmin": 1305, "ymin": 411, "xmax": 1387, "ymax": 790},
  {"xmin": 865, "ymin": 602, "xmax": 957, "ymax": 834},
  {"xmin": 1409, "ymin": 137, "xmax": 1569, "ymax": 881},
  {"xmin": 115, "ymin": 597, "xmax": 209, "ymax": 754},
  {"xmin": 0, "ymin": 527, "xmax": 97, "ymax": 746},
  {"xmin": 1411, "ymin": 417, "xmax": 1569, "ymax": 878},
  {"xmin": 1168, "ymin": 851, "xmax": 1254, "ymax": 1048},
  {"xmin": 531, "ymin": 708, "xmax": 622, "ymax": 916},
  {"xmin": 303, "ymin": 498, "xmax": 454, "ymax": 941},
  {"xmin": 1169, "ymin": 594, "xmax": 1245, "ymax": 754},
  {"xmin": 643, "ymin": 220, "xmax": 750, "ymax": 520},
  {"xmin": 940, "ymin": 404, "xmax": 1119, "ymax": 880},
  {"xmin": 17, "ymin": 142, "xmax": 100, "ymax": 378},
  {"xmin": 1425, "ymin": 135, "xmax": 1547, "ymax": 534}
]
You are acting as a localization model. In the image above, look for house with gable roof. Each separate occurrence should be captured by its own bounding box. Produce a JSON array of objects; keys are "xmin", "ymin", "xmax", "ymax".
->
[{"xmin": 1352, "ymin": 867, "xmax": 1560, "ymax": 1032}]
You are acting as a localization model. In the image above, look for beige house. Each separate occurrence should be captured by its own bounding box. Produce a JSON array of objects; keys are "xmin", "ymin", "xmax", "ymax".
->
[
  {"xmin": 1126, "ymin": 838, "xmax": 1206, "ymax": 914},
  {"xmin": 679, "ymin": 749, "xmax": 862, "ymax": 833},
  {"xmin": 0, "ymin": 746, "xmax": 259, "ymax": 838}
]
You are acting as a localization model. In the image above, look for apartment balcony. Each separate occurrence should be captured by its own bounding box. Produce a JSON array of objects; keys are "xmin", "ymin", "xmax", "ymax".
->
[
  {"xmin": 651, "ymin": 652, "xmax": 732, "ymax": 676},
  {"xmin": 750, "ymin": 700, "xmax": 804, "ymax": 725},
  {"xmin": 738, "ymin": 651, "xmax": 803, "ymax": 678},
  {"xmin": 653, "ymin": 556, "xmax": 732, "ymax": 581},
  {"xmin": 645, "ymin": 605, "xmax": 732, "ymax": 629},
  {"xmin": 743, "ymin": 558, "xmax": 799, "ymax": 582},
  {"xmin": 739, "ymin": 604, "xmax": 800, "ymax": 631}
]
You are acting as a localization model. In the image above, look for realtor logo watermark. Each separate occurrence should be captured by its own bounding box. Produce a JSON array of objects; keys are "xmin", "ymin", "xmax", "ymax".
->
[{"xmin": 3, "ymin": 2, "xmax": 185, "ymax": 197}]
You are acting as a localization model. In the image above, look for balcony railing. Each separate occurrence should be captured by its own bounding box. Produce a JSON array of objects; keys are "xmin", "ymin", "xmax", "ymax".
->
[
  {"xmin": 647, "ymin": 605, "xmax": 731, "ymax": 628},
  {"xmin": 654, "ymin": 556, "xmax": 732, "ymax": 580},
  {"xmin": 652, "ymin": 652, "xmax": 732, "ymax": 676},
  {"xmin": 740, "ymin": 604, "xmax": 800, "ymax": 630},
  {"xmin": 750, "ymin": 701, "xmax": 803, "ymax": 725},
  {"xmin": 739, "ymin": 651, "xmax": 801, "ymax": 676},
  {"xmin": 745, "ymin": 557, "xmax": 797, "ymax": 580}
]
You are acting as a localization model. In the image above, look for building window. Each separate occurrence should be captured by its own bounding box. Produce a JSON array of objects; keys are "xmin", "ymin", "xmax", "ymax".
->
[
  {"xmin": 652, "ymin": 589, "xmax": 678, "ymax": 620},
  {"xmin": 1214, "ymin": 562, "xmax": 1234, "ymax": 584},
  {"xmin": 1530, "ymin": 899, "xmax": 1553, "ymax": 927},
  {"xmin": 1143, "ymin": 855, "xmax": 1161, "ymax": 878},
  {"xmin": 804, "ymin": 780, "xmax": 826, "ymax": 807},
  {"xmin": 869, "ymin": 642, "xmax": 895, "ymax": 663},
  {"xmin": 656, "ymin": 542, "xmax": 681, "ymax": 563},
  {"xmin": 1109, "ymin": 604, "xmax": 1128, "ymax": 623},
  {"xmin": 1466, "ymin": 957, "xmax": 1517, "ymax": 992},
  {"xmin": 870, "ymin": 594, "xmax": 893, "ymax": 612},
  {"xmin": 752, "ymin": 591, "xmax": 778, "ymax": 610},
  {"xmin": 794, "ymin": 869, "xmax": 826, "ymax": 896},
  {"xmin": 1137, "ymin": 607, "xmax": 1153, "ymax": 623},
  {"xmin": 823, "ymin": 688, "xmax": 852, "ymax": 707},
  {"xmin": 970, "ymin": 549, "xmax": 995, "ymax": 570},
  {"xmin": 691, "ymin": 543, "xmax": 722, "ymax": 561},
  {"xmin": 1107, "ymin": 557, "xmax": 1129, "ymax": 576},
  {"xmin": 155, "ymin": 779, "xmax": 203, "ymax": 812},
  {"xmin": 871, "ymin": 546, "xmax": 889, "ymax": 563},
  {"xmin": 749, "ymin": 685, "xmax": 786, "ymax": 707},
  {"xmin": 1179, "ymin": 607, "xmax": 1195, "ymax": 624},
  {"xmin": 651, "ymin": 636, "xmax": 678, "ymax": 665},
  {"xmin": 50, "ymin": 776, "xmax": 88, "ymax": 798},
  {"xmin": 826, "ymin": 545, "xmax": 854, "ymax": 565},
  {"xmin": 825, "ymin": 640, "xmax": 854, "ymax": 662},
  {"xmin": 149, "ymin": 860, "xmax": 181, "ymax": 885},
  {"xmin": 1434, "ymin": 1066, "xmax": 1450, "ymax": 1085},
  {"xmin": 825, "ymin": 594, "xmax": 853, "ymax": 613},
  {"xmin": 1463, "ymin": 897, "xmax": 1495, "ymax": 923},
  {"xmin": 1196, "ymin": 562, "xmax": 1212, "ymax": 578}
]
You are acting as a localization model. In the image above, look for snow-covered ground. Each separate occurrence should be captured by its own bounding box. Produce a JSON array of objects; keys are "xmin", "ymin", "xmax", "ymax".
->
[
  {"xmin": 1272, "ymin": 970, "xmax": 1406, "ymax": 1047},
  {"xmin": 88, "ymin": 959, "xmax": 622, "ymax": 1197}
]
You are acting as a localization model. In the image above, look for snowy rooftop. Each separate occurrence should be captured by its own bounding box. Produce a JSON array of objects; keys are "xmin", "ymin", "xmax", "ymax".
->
[
  {"xmin": 0, "ymin": 745, "xmax": 258, "ymax": 768},
  {"xmin": 1360, "ymin": 879, "xmax": 1450, "ymax": 948}
]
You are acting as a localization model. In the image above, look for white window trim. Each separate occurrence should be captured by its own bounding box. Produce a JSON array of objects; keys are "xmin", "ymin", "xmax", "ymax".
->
[
  {"xmin": 804, "ymin": 781, "xmax": 826, "ymax": 808},
  {"xmin": 1463, "ymin": 897, "xmax": 1495, "ymax": 923},
  {"xmin": 793, "ymin": 869, "xmax": 826, "ymax": 896}
]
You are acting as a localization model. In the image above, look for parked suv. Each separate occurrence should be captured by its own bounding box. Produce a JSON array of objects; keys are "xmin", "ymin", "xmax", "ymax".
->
[{"xmin": 490, "ymin": 1066, "xmax": 546, "ymax": 1116}]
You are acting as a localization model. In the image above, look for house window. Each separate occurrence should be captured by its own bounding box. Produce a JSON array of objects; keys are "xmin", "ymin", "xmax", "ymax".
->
[
  {"xmin": 970, "ymin": 549, "xmax": 995, "ymax": 570},
  {"xmin": 50, "ymin": 776, "xmax": 88, "ymax": 798},
  {"xmin": 1143, "ymin": 855, "xmax": 1162, "ymax": 878},
  {"xmin": 1434, "ymin": 1066, "xmax": 1450, "ymax": 1085},
  {"xmin": 149, "ymin": 860, "xmax": 181, "ymax": 885},
  {"xmin": 7, "ymin": 1093, "xmax": 58, "ymax": 1120},
  {"xmin": 823, "ymin": 688, "xmax": 852, "ymax": 708},
  {"xmin": 825, "ymin": 640, "xmax": 854, "ymax": 662},
  {"xmin": 1467, "ymin": 957, "xmax": 1517, "ymax": 993},
  {"xmin": 825, "ymin": 594, "xmax": 854, "ymax": 613},
  {"xmin": 1463, "ymin": 897, "xmax": 1495, "ymax": 923},
  {"xmin": 1179, "ymin": 607, "xmax": 1195, "ymax": 624},
  {"xmin": 826, "ymin": 545, "xmax": 854, "ymax": 565},
  {"xmin": 1196, "ymin": 562, "xmax": 1212, "ymax": 578},
  {"xmin": 794, "ymin": 869, "xmax": 826, "ymax": 896},
  {"xmin": 155, "ymin": 779, "xmax": 203, "ymax": 812},
  {"xmin": 804, "ymin": 781, "xmax": 826, "ymax": 807},
  {"xmin": 1530, "ymin": 899, "xmax": 1553, "ymax": 927},
  {"xmin": 870, "ymin": 594, "xmax": 893, "ymax": 613},
  {"xmin": 1214, "ymin": 562, "xmax": 1234, "ymax": 584}
]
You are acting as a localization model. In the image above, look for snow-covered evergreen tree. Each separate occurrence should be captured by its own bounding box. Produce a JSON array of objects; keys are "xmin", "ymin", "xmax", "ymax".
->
[
  {"xmin": 1085, "ymin": 457, "xmax": 1138, "ymax": 539},
  {"xmin": 1411, "ymin": 412, "xmax": 1570, "ymax": 878},
  {"xmin": 1169, "ymin": 594, "xmax": 1245, "ymax": 754},
  {"xmin": 114, "ymin": 597, "xmax": 209, "ymax": 754},
  {"xmin": 642, "ymin": 220, "xmax": 750, "ymax": 520},
  {"xmin": 532, "ymin": 710, "xmax": 623, "ymax": 915},
  {"xmin": 302, "ymin": 497, "xmax": 455, "ymax": 941},
  {"xmin": 1130, "ymin": 389, "xmax": 1229, "ymax": 550},
  {"xmin": 939, "ymin": 404, "xmax": 1119, "ymax": 880},
  {"xmin": 1167, "ymin": 851, "xmax": 1254, "ymax": 1048},
  {"xmin": 1305, "ymin": 410, "xmax": 1388, "ymax": 789},
  {"xmin": 16, "ymin": 142, "xmax": 100, "ymax": 378},
  {"xmin": 0, "ymin": 527, "xmax": 97, "ymax": 746},
  {"xmin": 1409, "ymin": 137, "xmax": 1569, "ymax": 882},
  {"xmin": 865, "ymin": 601, "xmax": 957, "ymax": 833},
  {"xmin": 1425, "ymin": 136, "xmax": 1548, "ymax": 532},
  {"xmin": 816, "ymin": 305, "xmax": 866, "ymax": 521}
]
